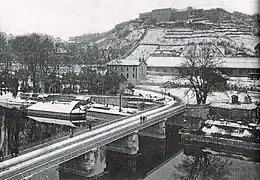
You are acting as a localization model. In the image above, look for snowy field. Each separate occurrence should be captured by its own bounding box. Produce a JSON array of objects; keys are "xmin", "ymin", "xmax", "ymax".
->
[
  {"xmin": 124, "ymin": 29, "xmax": 145, "ymax": 42},
  {"xmin": 125, "ymin": 45, "xmax": 158, "ymax": 60},
  {"xmin": 230, "ymin": 35, "xmax": 260, "ymax": 52},
  {"xmin": 141, "ymin": 28, "xmax": 166, "ymax": 45}
]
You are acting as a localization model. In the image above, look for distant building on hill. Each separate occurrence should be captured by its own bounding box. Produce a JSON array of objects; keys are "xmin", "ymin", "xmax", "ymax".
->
[
  {"xmin": 151, "ymin": 8, "xmax": 172, "ymax": 22},
  {"xmin": 139, "ymin": 7, "xmax": 205, "ymax": 23},
  {"xmin": 139, "ymin": 12, "xmax": 151, "ymax": 20},
  {"xmin": 107, "ymin": 58, "xmax": 147, "ymax": 84}
]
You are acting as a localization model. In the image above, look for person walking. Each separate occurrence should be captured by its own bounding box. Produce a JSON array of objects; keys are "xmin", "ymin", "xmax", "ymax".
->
[
  {"xmin": 69, "ymin": 128, "xmax": 74, "ymax": 138},
  {"xmin": 0, "ymin": 149, "xmax": 3, "ymax": 162}
]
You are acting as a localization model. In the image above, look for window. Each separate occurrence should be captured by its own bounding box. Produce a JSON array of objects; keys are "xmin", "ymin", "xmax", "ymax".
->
[
  {"xmin": 121, "ymin": 67, "xmax": 123, "ymax": 71},
  {"xmin": 133, "ymin": 67, "xmax": 135, "ymax": 71},
  {"xmin": 127, "ymin": 67, "xmax": 129, "ymax": 71},
  {"xmin": 127, "ymin": 73, "xmax": 129, "ymax": 78},
  {"xmin": 133, "ymin": 74, "xmax": 135, "ymax": 78}
]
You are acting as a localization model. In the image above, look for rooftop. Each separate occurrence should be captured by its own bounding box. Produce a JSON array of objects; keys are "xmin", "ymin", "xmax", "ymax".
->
[
  {"xmin": 146, "ymin": 56, "xmax": 260, "ymax": 69},
  {"xmin": 27, "ymin": 101, "xmax": 84, "ymax": 113}
]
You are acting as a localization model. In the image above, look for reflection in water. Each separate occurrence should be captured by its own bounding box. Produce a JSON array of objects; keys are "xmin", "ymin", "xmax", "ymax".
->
[
  {"xmin": 60, "ymin": 125, "xmax": 183, "ymax": 180},
  {"xmin": 174, "ymin": 148, "xmax": 232, "ymax": 180}
]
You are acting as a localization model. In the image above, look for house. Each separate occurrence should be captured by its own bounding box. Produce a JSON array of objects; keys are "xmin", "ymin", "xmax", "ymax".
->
[
  {"xmin": 107, "ymin": 58, "xmax": 147, "ymax": 84},
  {"xmin": 151, "ymin": 8, "xmax": 173, "ymax": 22},
  {"xmin": 146, "ymin": 56, "xmax": 260, "ymax": 78},
  {"xmin": 27, "ymin": 101, "xmax": 86, "ymax": 127},
  {"xmin": 210, "ymin": 102, "xmax": 258, "ymax": 122}
]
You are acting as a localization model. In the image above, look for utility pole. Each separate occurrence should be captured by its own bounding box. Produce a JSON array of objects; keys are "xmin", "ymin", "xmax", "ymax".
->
[{"xmin": 119, "ymin": 94, "xmax": 122, "ymax": 112}]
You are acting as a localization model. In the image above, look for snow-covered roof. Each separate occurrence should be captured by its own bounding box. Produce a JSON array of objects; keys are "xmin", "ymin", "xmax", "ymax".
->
[
  {"xmin": 75, "ymin": 96, "xmax": 91, "ymax": 101},
  {"xmin": 205, "ymin": 120, "xmax": 252, "ymax": 129},
  {"xmin": 220, "ymin": 57, "xmax": 259, "ymax": 69},
  {"xmin": 107, "ymin": 59, "xmax": 142, "ymax": 66},
  {"xmin": 202, "ymin": 125, "xmax": 252, "ymax": 137},
  {"xmin": 87, "ymin": 103, "xmax": 137, "ymax": 116},
  {"xmin": 211, "ymin": 102, "xmax": 257, "ymax": 110},
  {"xmin": 28, "ymin": 116, "xmax": 76, "ymax": 127},
  {"xmin": 147, "ymin": 56, "xmax": 260, "ymax": 69},
  {"xmin": 27, "ymin": 101, "xmax": 83, "ymax": 113}
]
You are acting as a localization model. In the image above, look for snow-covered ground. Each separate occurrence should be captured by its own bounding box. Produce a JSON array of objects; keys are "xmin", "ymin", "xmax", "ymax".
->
[
  {"xmin": 125, "ymin": 45, "xmax": 158, "ymax": 60},
  {"xmin": 0, "ymin": 92, "xmax": 37, "ymax": 108},
  {"xmin": 146, "ymin": 74, "xmax": 174, "ymax": 84},
  {"xmin": 141, "ymin": 28, "xmax": 166, "ymax": 45},
  {"xmin": 146, "ymin": 75, "xmax": 260, "ymax": 89},
  {"xmin": 124, "ymin": 29, "xmax": 145, "ymax": 42},
  {"xmin": 202, "ymin": 125, "xmax": 252, "ymax": 138},
  {"xmin": 230, "ymin": 35, "xmax": 260, "ymax": 52},
  {"xmin": 228, "ymin": 77, "xmax": 260, "ymax": 88},
  {"xmin": 136, "ymin": 85, "xmax": 260, "ymax": 104},
  {"xmin": 88, "ymin": 103, "xmax": 139, "ymax": 115}
]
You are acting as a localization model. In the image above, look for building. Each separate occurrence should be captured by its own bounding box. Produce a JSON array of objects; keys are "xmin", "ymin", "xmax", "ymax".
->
[
  {"xmin": 107, "ymin": 58, "xmax": 147, "ymax": 84},
  {"xmin": 210, "ymin": 102, "xmax": 258, "ymax": 122},
  {"xmin": 151, "ymin": 8, "xmax": 173, "ymax": 22},
  {"xmin": 146, "ymin": 56, "xmax": 260, "ymax": 78},
  {"xmin": 139, "ymin": 12, "xmax": 151, "ymax": 20},
  {"xmin": 27, "ymin": 101, "xmax": 86, "ymax": 127}
]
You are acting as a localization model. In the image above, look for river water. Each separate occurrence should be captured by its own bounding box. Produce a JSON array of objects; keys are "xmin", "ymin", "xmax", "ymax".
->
[
  {"xmin": 59, "ymin": 123, "xmax": 260, "ymax": 180},
  {"xmin": 59, "ymin": 125, "xmax": 183, "ymax": 180}
]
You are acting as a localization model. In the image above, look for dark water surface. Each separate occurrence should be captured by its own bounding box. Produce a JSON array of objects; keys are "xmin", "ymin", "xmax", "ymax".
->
[{"xmin": 59, "ymin": 125, "xmax": 183, "ymax": 180}]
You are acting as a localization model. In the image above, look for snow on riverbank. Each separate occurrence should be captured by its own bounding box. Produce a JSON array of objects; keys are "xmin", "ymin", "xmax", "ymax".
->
[{"xmin": 136, "ymin": 85, "xmax": 260, "ymax": 104}]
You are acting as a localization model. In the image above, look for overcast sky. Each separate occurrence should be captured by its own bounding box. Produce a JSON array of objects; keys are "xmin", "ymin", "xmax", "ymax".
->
[{"xmin": 0, "ymin": 0, "xmax": 258, "ymax": 40}]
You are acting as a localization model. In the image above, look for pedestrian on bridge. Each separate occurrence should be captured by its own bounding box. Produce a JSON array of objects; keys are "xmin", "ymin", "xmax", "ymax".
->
[
  {"xmin": 88, "ymin": 123, "xmax": 92, "ymax": 130},
  {"xmin": 69, "ymin": 128, "xmax": 74, "ymax": 138},
  {"xmin": 0, "ymin": 149, "xmax": 3, "ymax": 162}
]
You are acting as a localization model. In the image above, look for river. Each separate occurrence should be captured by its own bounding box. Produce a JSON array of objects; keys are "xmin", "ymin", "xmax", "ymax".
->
[{"xmin": 59, "ymin": 125, "xmax": 183, "ymax": 180}]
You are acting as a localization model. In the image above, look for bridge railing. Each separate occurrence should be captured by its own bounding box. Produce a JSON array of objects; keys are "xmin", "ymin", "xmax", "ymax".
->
[
  {"xmin": 0, "ymin": 104, "xmax": 186, "ymax": 180},
  {"xmin": 6, "ymin": 87, "xmax": 182, "ymax": 159},
  {"xmin": 12, "ymin": 103, "xmax": 165, "ymax": 158}
]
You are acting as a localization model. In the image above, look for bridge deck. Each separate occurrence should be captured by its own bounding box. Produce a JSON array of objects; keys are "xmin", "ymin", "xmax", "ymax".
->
[{"xmin": 0, "ymin": 90, "xmax": 186, "ymax": 180}]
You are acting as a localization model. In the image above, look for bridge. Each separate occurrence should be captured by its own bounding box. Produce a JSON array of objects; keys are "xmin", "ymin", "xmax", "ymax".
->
[{"xmin": 0, "ymin": 93, "xmax": 186, "ymax": 180}]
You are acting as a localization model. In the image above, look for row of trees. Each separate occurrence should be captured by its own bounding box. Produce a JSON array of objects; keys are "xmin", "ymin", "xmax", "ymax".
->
[
  {"xmin": 41, "ymin": 69, "xmax": 127, "ymax": 95},
  {"xmin": 0, "ymin": 32, "xmax": 126, "ymax": 95}
]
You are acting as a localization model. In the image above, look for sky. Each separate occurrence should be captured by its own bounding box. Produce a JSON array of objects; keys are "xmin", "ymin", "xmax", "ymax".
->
[{"xmin": 0, "ymin": 0, "xmax": 258, "ymax": 40}]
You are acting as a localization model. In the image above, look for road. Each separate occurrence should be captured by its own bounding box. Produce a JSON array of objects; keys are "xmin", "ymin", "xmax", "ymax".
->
[{"xmin": 0, "ymin": 89, "xmax": 185, "ymax": 180}]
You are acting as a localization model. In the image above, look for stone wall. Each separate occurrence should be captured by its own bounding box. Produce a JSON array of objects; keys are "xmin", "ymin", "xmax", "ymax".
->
[{"xmin": 210, "ymin": 106, "xmax": 257, "ymax": 122}]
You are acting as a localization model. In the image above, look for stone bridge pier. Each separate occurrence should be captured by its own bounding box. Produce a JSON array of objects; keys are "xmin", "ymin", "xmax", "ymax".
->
[
  {"xmin": 166, "ymin": 113, "xmax": 185, "ymax": 127},
  {"xmin": 138, "ymin": 119, "xmax": 167, "ymax": 139},
  {"xmin": 59, "ymin": 147, "xmax": 106, "ymax": 178},
  {"xmin": 106, "ymin": 132, "xmax": 139, "ymax": 155}
]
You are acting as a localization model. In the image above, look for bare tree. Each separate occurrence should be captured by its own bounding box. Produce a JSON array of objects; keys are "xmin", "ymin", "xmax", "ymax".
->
[
  {"xmin": 179, "ymin": 43, "xmax": 227, "ymax": 104},
  {"xmin": 174, "ymin": 150, "xmax": 232, "ymax": 180}
]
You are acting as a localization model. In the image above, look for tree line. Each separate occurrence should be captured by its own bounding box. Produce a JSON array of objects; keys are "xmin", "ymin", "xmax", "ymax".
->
[{"xmin": 0, "ymin": 32, "xmax": 125, "ymax": 95}]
